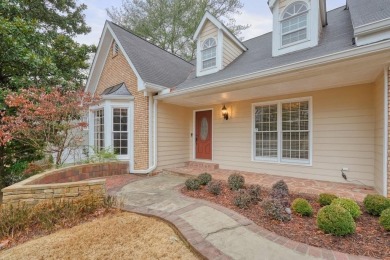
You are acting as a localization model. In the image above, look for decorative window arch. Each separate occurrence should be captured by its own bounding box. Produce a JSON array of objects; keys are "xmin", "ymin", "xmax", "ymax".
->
[
  {"xmin": 281, "ymin": 1, "xmax": 309, "ymax": 46},
  {"xmin": 201, "ymin": 38, "xmax": 217, "ymax": 69}
]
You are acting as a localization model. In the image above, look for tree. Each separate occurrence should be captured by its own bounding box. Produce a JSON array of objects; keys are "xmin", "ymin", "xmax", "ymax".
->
[
  {"xmin": 0, "ymin": 87, "xmax": 98, "ymax": 166},
  {"xmin": 107, "ymin": 0, "xmax": 249, "ymax": 60}
]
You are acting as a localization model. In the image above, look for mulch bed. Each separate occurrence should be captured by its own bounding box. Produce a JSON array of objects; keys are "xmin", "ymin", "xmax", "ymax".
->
[{"xmin": 181, "ymin": 183, "xmax": 390, "ymax": 259}]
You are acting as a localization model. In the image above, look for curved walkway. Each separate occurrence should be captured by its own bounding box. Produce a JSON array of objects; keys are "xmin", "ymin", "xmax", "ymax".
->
[{"xmin": 107, "ymin": 173, "xmax": 373, "ymax": 260}]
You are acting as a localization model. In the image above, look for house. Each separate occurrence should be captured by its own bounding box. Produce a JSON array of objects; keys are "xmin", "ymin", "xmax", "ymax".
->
[{"xmin": 84, "ymin": 0, "xmax": 390, "ymax": 197}]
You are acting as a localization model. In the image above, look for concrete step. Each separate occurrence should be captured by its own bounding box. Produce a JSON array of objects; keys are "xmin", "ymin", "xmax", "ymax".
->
[{"xmin": 185, "ymin": 161, "xmax": 219, "ymax": 171}]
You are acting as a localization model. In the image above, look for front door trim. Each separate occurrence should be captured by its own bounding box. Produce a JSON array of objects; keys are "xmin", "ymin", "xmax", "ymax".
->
[{"xmin": 193, "ymin": 108, "xmax": 213, "ymax": 161}]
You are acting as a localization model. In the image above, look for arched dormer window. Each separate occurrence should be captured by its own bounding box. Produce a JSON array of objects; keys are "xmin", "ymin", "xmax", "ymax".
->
[
  {"xmin": 281, "ymin": 1, "xmax": 308, "ymax": 46},
  {"xmin": 201, "ymin": 38, "xmax": 217, "ymax": 69}
]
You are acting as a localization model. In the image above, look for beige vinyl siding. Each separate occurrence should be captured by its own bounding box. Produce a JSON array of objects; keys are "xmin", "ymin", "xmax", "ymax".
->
[
  {"xmin": 189, "ymin": 84, "xmax": 376, "ymax": 186},
  {"xmin": 223, "ymin": 35, "xmax": 242, "ymax": 68},
  {"xmin": 156, "ymin": 102, "xmax": 191, "ymax": 170},
  {"xmin": 200, "ymin": 21, "xmax": 218, "ymax": 42},
  {"xmin": 374, "ymin": 73, "xmax": 385, "ymax": 194}
]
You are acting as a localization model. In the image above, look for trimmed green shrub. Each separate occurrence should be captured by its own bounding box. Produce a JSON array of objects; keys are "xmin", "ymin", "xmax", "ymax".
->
[
  {"xmin": 261, "ymin": 198, "xmax": 291, "ymax": 222},
  {"xmin": 331, "ymin": 198, "xmax": 361, "ymax": 219},
  {"xmin": 317, "ymin": 204, "xmax": 356, "ymax": 236},
  {"xmin": 379, "ymin": 208, "xmax": 390, "ymax": 231},
  {"xmin": 185, "ymin": 178, "xmax": 200, "ymax": 191},
  {"xmin": 292, "ymin": 198, "xmax": 313, "ymax": 217},
  {"xmin": 207, "ymin": 180, "xmax": 222, "ymax": 195},
  {"xmin": 228, "ymin": 173, "xmax": 245, "ymax": 190},
  {"xmin": 270, "ymin": 180, "xmax": 289, "ymax": 207},
  {"xmin": 363, "ymin": 194, "xmax": 390, "ymax": 216},
  {"xmin": 248, "ymin": 184, "xmax": 261, "ymax": 202},
  {"xmin": 233, "ymin": 189, "xmax": 252, "ymax": 209},
  {"xmin": 318, "ymin": 193, "xmax": 338, "ymax": 206},
  {"xmin": 198, "ymin": 173, "xmax": 212, "ymax": 185}
]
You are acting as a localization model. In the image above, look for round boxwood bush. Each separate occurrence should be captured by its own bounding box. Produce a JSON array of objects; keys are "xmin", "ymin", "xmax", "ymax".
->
[
  {"xmin": 363, "ymin": 194, "xmax": 390, "ymax": 216},
  {"xmin": 233, "ymin": 189, "xmax": 252, "ymax": 209},
  {"xmin": 292, "ymin": 198, "xmax": 313, "ymax": 217},
  {"xmin": 248, "ymin": 184, "xmax": 261, "ymax": 202},
  {"xmin": 185, "ymin": 178, "xmax": 200, "ymax": 191},
  {"xmin": 379, "ymin": 208, "xmax": 390, "ymax": 231},
  {"xmin": 331, "ymin": 198, "xmax": 361, "ymax": 219},
  {"xmin": 207, "ymin": 180, "xmax": 222, "ymax": 195},
  {"xmin": 228, "ymin": 173, "xmax": 245, "ymax": 190},
  {"xmin": 198, "ymin": 173, "xmax": 212, "ymax": 185},
  {"xmin": 318, "ymin": 193, "xmax": 338, "ymax": 206},
  {"xmin": 317, "ymin": 204, "xmax": 356, "ymax": 236}
]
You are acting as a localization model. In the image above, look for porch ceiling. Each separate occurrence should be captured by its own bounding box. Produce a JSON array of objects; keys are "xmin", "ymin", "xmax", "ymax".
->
[{"xmin": 160, "ymin": 51, "xmax": 390, "ymax": 107}]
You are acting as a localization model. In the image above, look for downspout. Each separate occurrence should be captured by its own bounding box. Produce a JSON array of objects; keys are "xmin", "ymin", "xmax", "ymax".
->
[{"xmin": 129, "ymin": 94, "xmax": 158, "ymax": 174}]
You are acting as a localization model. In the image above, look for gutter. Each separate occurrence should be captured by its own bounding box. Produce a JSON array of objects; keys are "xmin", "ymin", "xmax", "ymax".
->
[
  {"xmin": 354, "ymin": 17, "xmax": 390, "ymax": 36},
  {"xmin": 156, "ymin": 39, "xmax": 390, "ymax": 100},
  {"xmin": 129, "ymin": 94, "xmax": 158, "ymax": 174}
]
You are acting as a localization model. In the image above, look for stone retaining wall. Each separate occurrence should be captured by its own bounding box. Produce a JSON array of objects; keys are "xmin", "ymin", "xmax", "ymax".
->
[{"xmin": 1, "ymin": 162, "xmax": 129, "ymax": 206}]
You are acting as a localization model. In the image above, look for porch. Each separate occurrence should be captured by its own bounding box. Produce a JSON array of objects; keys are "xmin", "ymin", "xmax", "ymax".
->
[{"xmin": 164, "ymin": 161, "xmax": 376, "ymax": 202}]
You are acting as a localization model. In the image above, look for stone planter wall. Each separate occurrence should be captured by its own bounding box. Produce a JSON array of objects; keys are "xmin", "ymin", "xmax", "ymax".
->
[{"xmin": 1, "ymin": 162, "xmax": 129, "ymax": 206}]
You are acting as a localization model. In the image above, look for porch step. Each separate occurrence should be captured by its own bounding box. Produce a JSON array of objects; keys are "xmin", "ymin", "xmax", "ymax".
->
[{"xmin": 185, "ymin": 161, "xmax": 219, "ymax": 171}]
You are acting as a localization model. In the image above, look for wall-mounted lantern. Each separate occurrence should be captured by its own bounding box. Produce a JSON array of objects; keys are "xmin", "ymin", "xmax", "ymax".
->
[{"xmin": 222, "ymin": 105, "xmax": 229, "ymax": 120}]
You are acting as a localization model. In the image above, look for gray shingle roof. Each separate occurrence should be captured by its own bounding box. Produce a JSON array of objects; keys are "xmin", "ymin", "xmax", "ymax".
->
[
  {"xmin": 348, "ymin": 0, "xmax": 390, "ymax": 28},
  {"xmin": 108, "ymin": 22, "xmax": 194, "ymax": 88},
  {"xmin": 175, "ymin": 7, "xmax": 355, "ymax": 90},
  {"xmin": 102, "ymin": 82, "xmax": 132, "ymax": 96}
]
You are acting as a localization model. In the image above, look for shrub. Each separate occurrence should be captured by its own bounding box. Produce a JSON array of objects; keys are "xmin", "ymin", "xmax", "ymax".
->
[
  {"xmin": 379, "ymin": 208, "xmax": 390, "ymax": 231},
  {"xmin": 185, "ymin": 178, "xmax": 200, "ymax": 191},
  {"xmin": 318, "ymin": 193, "xmax": 338, "ymax": 206},
  {"xmin": 363, "ymin": 194, "xmax": 390, "ymax": 216},
  {"xmin": 261, "ymin": 198, "xmax": 291, "ymax": 222},
  {"xmin": 292, "ymin": 198, "xmax": 313, "ymax": 217},
  {"xmin": 270, "ymin": 180, "xmax": 289, "ymax": 206},
  {"xmin": 248, "ymin": 184, "xmax": 261, "ymax": 202},
  {"xmin": 0, "ymin": 203, "xmax": 30, "ymax": 238},
  {"xmin": 198, "ymin": 173, "xmax": 212, "ymax": 185},
  {"xmin": 317, "ymin": 205, "xmax": 356, "ymax": 236},
  {"xmin": 227, "ymin": 173, "xmax": 245, "ymax": 190},
  {"xmin": 233, "ymin": 189, "xmax": 252, "ymax": 209},
  {"xmin": 207, "ymin": 181, "xmax": 222, "ymax": 195},
  {"xmin": 331, "ymin": 198, "xmax": 361, "ymax": 219}
]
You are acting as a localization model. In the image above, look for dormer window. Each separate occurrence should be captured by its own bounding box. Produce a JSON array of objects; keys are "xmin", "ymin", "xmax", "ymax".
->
[
  {"xmin": 201, "ymin": 38, "xmax": 217, "ymax": 70},
  {"xmin": 281, "ymin": 2, "xmax": 308, "ymax": 46}
]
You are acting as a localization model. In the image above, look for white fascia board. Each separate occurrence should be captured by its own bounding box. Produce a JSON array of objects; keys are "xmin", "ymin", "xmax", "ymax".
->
[
  {"xmin": 155, "ymin": 39, "xmax": 390, "ymax": 100},
  {"xmin": 144, "ymin": 82, "xmax": 169, "ymax": 93},
  {"xmin": 193, "ymin": 11, "xmax": 246, "ymax": 51},
  {"xmin": 106, "ymin": 24, "xmax": 145, "ymax": 92},
  {"xmin": 354, "ymin": 18, "xmax": 390, "ymax": 36},
  {"xmin": 84, "ymin": 23, "xmax": 110, "ymax": 94}
]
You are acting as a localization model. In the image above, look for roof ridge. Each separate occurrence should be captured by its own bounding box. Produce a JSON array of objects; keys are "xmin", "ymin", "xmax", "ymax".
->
[{"xmin": 108, "ymin": 21, "xmax": 194, "ymax": 66}]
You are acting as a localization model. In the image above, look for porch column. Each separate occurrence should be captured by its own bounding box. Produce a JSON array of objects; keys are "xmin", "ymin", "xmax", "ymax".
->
[{"xmin": 387, "ymin": 66, "xmax": 390, "ymax": 197}]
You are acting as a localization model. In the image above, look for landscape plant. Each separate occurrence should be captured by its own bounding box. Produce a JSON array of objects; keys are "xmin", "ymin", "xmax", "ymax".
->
[
  {"xmin": 207, "ymin": 180, "xmax": 222, "ymax": 195},
  {"xmin": 248, "ymin": 184, "xmax": 261, "ymax": 202},
  {"xmin": 318, "ymin": 193, "xmax": 338, "ymax": 206},
  {"xmin": 363, "ymin": 194, "xmax": 390, "ymax": 216},
  {"xmin": 317, "ymin": 204, "xmax": 356, "ymax": 236},
  {"xmin": 261, "ymin": 198, "xmax": 291, "ymax": 222},
  {"xmin": 292, "ymin": 198, "xmax": 313, "ymax": 217},
  {"xmin": 198, "ymin": 173, "xmax": 212, "ymax": 185},
  {"xmin": 185, "ymin": 178, "xmax": 200, "ymax": 191},
  {"xmin": 331, "ymin": 198, "xmax": 361, "ymax": 219},
  {"xmin": 270, "ymin": 180, "xmax": 289, "ymax": 207},
  {"xmin": 233, "ymin": 189, "xmax": 252, "ymax": 209},
  {"xmin": 379, "ymin": 208, "xmax": 390, "ymax": 231},
  {"xmin": 227, "ymin": 173, "xmax": 245, "ymax": 190}
]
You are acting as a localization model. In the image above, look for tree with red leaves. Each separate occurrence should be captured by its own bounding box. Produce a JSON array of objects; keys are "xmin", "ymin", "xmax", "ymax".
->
[{"xmin": 0, "ymin": 87, "xmax": 98, "ymax": 166}]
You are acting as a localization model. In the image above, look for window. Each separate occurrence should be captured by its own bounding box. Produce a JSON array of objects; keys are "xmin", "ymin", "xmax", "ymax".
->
[
  {"xmin": 281, "ymin": 2, "xmax": 308, "ymax": 46},
  {"xmin": 201, "ymin": 38, "xmax": 217, "ymax": 69},
  {"xmin": 94, "ymin": 109, "xmax": 104, "ymax": 151},
  {"xmin": 112, "ymin": 108, "xmax": 128, "ymax": 155},
  {"xmin": 253, "ymin": 98, "xmax": 311, "ymax": 164},
  {"xmin": 113, "ymin": 42, "xmax": 119, "ymax": 57}
]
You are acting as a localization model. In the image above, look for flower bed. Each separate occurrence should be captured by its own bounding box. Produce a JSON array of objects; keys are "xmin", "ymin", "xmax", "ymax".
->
[{"xmin": 182, "ymin": 180, "xmax": 390, "ymax": 259}]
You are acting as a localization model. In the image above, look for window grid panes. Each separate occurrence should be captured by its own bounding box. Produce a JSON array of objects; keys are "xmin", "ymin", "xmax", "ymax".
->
[
  {"xmin": 281, "ymin": 2, "xmax": 308, "ymax": 46},
  {"xmin": 201, "ymin": 38, "xmax": 217, "ymax": 69},
  {"xmin": 281, "ymin": 101, "xmax": 309, "ymax": 161},
  {"xmin": 112, "ymin": 108, "xmax": 128, "ymax": 155},
  {"xmin": 254, "ymin": 104, "xmax": 278, "ymax": 159},
  {"xmin": 94, "ymin": 109, "xmax": 104, "ymax": 151}
]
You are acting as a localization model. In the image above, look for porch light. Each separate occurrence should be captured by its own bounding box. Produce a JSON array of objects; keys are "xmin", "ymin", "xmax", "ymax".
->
[{"xmin": 222, "ymin": 105, "xmax": 229, "ymax": 120}]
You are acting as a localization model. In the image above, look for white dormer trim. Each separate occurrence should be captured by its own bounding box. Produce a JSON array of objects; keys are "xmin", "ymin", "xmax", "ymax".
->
[
  {"xmin": 84, "ymin": 22, "xmax": 145, "ymax": 95},
  {"xmin": 196, "ymin": 32, "xmax": 223, "ymax": 77},
  {"xmin": 193, "ymin": 11, "xmax": 247, "ymax": 51},
  {"xmin": 272, "ymin": 0, "xmax": 321, "ymax": 57}
]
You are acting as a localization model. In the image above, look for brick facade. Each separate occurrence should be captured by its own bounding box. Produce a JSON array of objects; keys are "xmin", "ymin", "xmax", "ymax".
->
[{"xmin": 96, "ymin": 42, "xmax": 149, "ymax": 170}]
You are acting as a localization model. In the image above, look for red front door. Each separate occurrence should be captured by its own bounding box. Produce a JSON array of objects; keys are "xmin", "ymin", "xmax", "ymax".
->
[{"xmin": 195, "ymin": 110, "xmax": 212, "ymax": 160}]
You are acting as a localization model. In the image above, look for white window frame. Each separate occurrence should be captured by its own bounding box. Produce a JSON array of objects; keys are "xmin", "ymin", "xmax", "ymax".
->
[
  {"xmin": 251, "ymin": 97, "xmax": 312, "ymax": 166},
  {"xmin": 111, "ymin": 107, "xmax": 129, "ymax": 157},
  {"xmin": 280, "ymin": 1, "xmax": 309, "ymax": 48},
  {"xmin": 201, "ymin": 37, "xmax": 217, "ymax": 70}
]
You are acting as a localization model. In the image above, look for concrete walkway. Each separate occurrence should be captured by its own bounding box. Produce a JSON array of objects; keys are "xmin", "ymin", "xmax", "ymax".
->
[{"xmin": 108, "ymin": 173, "xmax": 371, "ymax": 260}]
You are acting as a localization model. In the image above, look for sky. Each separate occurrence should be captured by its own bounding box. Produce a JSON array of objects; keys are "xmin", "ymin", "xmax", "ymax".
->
[{"xmin": 75, "ymin": 0, "xmax": 347, "ymax": 46}]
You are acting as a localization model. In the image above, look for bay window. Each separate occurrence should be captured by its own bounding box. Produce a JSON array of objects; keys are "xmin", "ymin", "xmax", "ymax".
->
[
  {"xmin": 253, "ymin": 98, "xmax": 311, "ymax": 164},
  {"xmin": 94, "ymin": 109, "xmax": 104, "ymax": 151}
]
